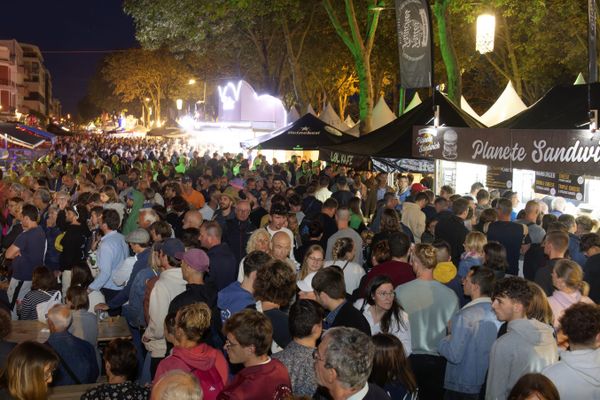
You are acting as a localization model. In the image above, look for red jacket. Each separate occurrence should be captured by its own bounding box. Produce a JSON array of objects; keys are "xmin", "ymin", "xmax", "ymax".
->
[
  {"xmin": 154, "ymin": 343, "xmax": 229, "ymax": 386},
  {"xmin": 217, "ymin": 358, "xmax": 291, "ymax": 400}
]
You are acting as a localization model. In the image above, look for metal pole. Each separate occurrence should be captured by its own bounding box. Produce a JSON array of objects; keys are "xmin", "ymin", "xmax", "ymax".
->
[{"xmin": 589, "ymin": 0, "xmax": 598, "ymax": 83}]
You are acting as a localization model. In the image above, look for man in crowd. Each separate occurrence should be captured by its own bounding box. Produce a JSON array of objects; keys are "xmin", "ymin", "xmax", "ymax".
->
[
  {"xmin": 223, "ymin": 199, "xmax": 256, "ymax": 263},
  {"xmin": 213, "ymin": 187, "xmax": 238, "ymax": 229},
  {"xmin": 325, "ymin": 207, "xmax": 363, "ymax": 265},
  {"xmin": 518, "ymin": 200, "xmax": 546, "ymax": 280},
  {"xmin": 401, "ymin": 191, "xmax": 427, "ymax": 243},
  {"xmin": 316, "ymin": 198, "xmax": 339, "ymax": 249},
  {"xmin": 558, "ymin": 213, "xmax": 588, "ymax": 266},
  {"xmin": 220, "ymin": 309, "xmax": 292, "ymax": 398},
  {"xmin": 314, "ymin": 326, "xmax": 391, "ymax": 399},
  {"xmin": 314, "ymin": 175, "xmax": 332, "ymax": 203},
  {"xmin": 486, "ymin": 277, "xmax": 558, "ymax": 400},
  {"xmin": 180, "ymin": 175, "xmax": 205, "ymax": 210},
  {"xmin": 151, "ymin": 370, "xmax": 203, "ymax": 400},
  {"xmin": 168, "ymin": 248, "xmax": 216, "ymax": 313},
  {"xmin": 89, "ymin": 209, "xmax": 129, "ymax": 301},
  {"xmin": 487, "ymin": 198, "xmax": 527, "ymax": 276},
  {"xmin": 181, "ymin": 209, "xmax": 203, "ymax": 230},
  {"xmin": 46, "ymin": 304, "xmax": 99, "ymax": 386},
  {"xmin": 534, "ymin": 230, "xmax": 569, "ymax": 296},
  {"xmin": 200, "ymin": 221, "xmax": 238, "ymax": 291},
  {"xmin": 312, "ymin": 267, "xmax": 371, "ymax": 335},
  {"xmin": 542, "ymin": 303, "xmax": 600, "ymax": 399},
  {"xmin": 370, "ymin": 192, "xmax": 399, "ymax": 234},
  {"xmin": 581, "ymin": 233, "xmax": 600, "ymax": 303},
  {"xmin": 365, "ymin": 172, "xmax": 393, "ymax": 220},
  {"xmin": 266, "ymin": 203, "xmax": 297, "ymax": 262},
  {"xmin": 435, "ymin": 197, "xmax": 470, "ymax": 265},
  {"xmin": 438, "ymin": 266, "xmax": 501, "ymax": 398}
]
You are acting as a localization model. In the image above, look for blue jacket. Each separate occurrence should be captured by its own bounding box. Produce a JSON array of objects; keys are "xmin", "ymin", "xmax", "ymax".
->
[
  {"xmin": 123, "ymin": 266, "xmax": 158, "ymax": 328},
  {"xmin": 108, "ymin": 247, "xmax": 151, "ymax": 309},
  {"xmin": 568, "ymin": 233, "xmax": 587, "ymax": 267},
  {"xmin": 438, "ymin": 298, "xmax": 501, "ymax": 394},
  {"xmin": 47, "ymin": 331, "xmax": 99, "ymax": 386},
  {"xmin": 217, "ymin": 281, "xmax": 254, "ymax": 323},
  {"xmin": 458, "ymin": 255, "xmax": 484, "ymax": 279}
]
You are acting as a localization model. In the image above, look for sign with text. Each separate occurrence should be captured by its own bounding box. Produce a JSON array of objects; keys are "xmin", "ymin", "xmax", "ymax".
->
[
  {"xmin": 395, "ymin": 0, "xmax": 432, "ymax": 88},
  {"xmin": 412, "ymin": 126, "xmax": 600, "ymax": 176},
  {"xmin": 487, "ymin": 166, "xmax": 513, "ymax": 190},
  {"xmin": 535, "ymin": 171, "xmax": 585, "ymax": 200}
]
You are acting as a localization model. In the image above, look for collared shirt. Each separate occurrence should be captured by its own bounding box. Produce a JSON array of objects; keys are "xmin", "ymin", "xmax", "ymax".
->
[
  {"xmin": 347, "ymin": 383, "xmax": 369, "ymax": 400},
  {"xmin": 325, "ymin": 300, "xmax": 346, "ymax": 329},
  {"xmin": 90, "ymin": 230, "xmax": 129, "ymax": 291}
]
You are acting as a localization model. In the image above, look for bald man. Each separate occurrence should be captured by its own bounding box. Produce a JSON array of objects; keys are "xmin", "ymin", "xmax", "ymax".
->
[
  {"xmin": 151, "ymin": 370, "xmax": 203, "ymax": 400},
  {"xmin": 271, "ymin": 231, "xmax": 298, "ymax": 271},
  {"xmin": 46, "ymin": 304, "xmax": 99, "ymax": 385},
  {"xmin": 182, "ymin": 210, "xmax": 203, "ymax": 230}
]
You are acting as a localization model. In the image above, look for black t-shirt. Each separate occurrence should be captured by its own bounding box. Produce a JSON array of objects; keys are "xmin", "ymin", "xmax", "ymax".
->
[
  {"xmin": 584, "ymin": 254, "xmax": 600, "ymax": 303},
  {"xmin": 264, "ymin": 308, "xmax": 292, "ymax": 349},
  {"xmin": 487, "ymin": 221, "xmax": 525, "ymax": 276},
  {"xmin": 332, "ymin": 190, "xmax": 354, "ymax": 208}
]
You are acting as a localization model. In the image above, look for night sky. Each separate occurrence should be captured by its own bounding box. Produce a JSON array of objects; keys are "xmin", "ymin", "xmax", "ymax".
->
[{"xmin": 0, "ymin": 1, "xmax": 138, "ymax": 114}]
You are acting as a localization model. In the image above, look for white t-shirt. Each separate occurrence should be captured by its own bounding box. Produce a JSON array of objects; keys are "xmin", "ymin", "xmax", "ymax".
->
[{"xmin": 324, "ymin": 260, "xmax": 365, "ymax": 295}]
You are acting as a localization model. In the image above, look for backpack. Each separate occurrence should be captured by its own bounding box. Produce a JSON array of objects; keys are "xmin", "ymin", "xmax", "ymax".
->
[
  {"xmin": 36, "ymin": 290, "xmax": 62, "ymax": 323},
  {"xmin": 171, "ymin": 355, "xmax": 224, "ymax": 400}
]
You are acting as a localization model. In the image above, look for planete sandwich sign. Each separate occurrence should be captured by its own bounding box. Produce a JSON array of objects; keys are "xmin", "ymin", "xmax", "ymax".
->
[{"xmin": 412, "ymin": 126, "xmax": 600, "ymax": 176}]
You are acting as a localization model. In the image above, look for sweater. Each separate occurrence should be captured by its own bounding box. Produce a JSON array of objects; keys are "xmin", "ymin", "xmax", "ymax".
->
[
  {"xmin": 154, "ymin": 343, "xmax": 229, "ymax": 385},
  {"xmin": 548, "ymin": 290, "xmax": 594, "ymax": 328},
  {"xmin": 486, "ymin": 318, "xmax": 558, "ymax": 400},
  {"xmin": 217, "ymin": 358, "xmax": 291, "ymax": 399},
  {"xmin": 401, "ymin": 201, "xmax": 426, "ymax": 243},
  {"xmin": 543, "ymin": 348, "xmax": 600, "ymax": 400}
]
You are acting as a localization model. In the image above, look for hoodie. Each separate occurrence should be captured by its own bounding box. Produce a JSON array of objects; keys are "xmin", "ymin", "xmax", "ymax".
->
[
  {"xmin": 122, "ymin": 190, "xmax": 144, "ymax": 236},
  {"xmin": 154, "ymin": 343, "xmax": 229, "ymax": 385},
  {"xmin": 486, "ymin": 318, "xmax": 558, "ymax": 400},
  {"xmin": 548, "ymin": 290, "xmax": 594, "ymax": 328},
  {"xmin": 543, "ymin": 348, "xmax": 600, "ymax": 399}
]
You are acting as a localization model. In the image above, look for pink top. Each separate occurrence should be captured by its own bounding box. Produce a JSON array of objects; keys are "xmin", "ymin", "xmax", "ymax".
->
[{"xmin": 548, "ymin": 290, "xmax": 595, "ymax": 328}]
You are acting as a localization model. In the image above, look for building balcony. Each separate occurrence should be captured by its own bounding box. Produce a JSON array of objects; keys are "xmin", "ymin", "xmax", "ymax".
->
[{"xmin": 0, "ymin": 79, "xmax": 16, "ymax": 88}]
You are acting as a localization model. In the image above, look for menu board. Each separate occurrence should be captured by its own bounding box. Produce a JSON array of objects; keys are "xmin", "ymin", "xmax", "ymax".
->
[
  {"xmin": 534, "ymin": 171, "xmax": 585, "ymax": 201},
  {"xmin": 486, "ymin": 167, "xmax": 513, "ymax": 191}
]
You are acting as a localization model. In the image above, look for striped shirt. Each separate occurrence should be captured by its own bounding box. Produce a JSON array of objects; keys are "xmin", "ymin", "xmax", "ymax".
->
[{"xmin": 19, "ymin": 289, "xmax": 58, "ymax": 320}]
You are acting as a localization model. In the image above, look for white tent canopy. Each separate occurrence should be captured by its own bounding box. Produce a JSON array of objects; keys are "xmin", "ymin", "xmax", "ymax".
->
[
  {"xmin": 480, "ymin": 81, "xmax": 527, "ymax": 127},
  {"xmin": 319, "ymin": 102, "xmax": 348, "ymax": 131},
  {"xmin": 371, "ymin": 96, "xmax": 397, "ymax": 131},
  {"xmin": 344, "ymin": 115, "xmax": 356, "ymax": 128},
  {"xmin": 306, "ymin": 104, "xmax": 317, "ymax": 116},
  {"xmin": 460, "ymin": 96, "xmax": 482, "ymax": 122},
  {"xmin": 574, "ymin": 73, "xmax": 586, "ymax": 85},
  {"xmin": 403, "ymin": 93, "xmax": 422, "ymax": 114},
  {"xmin": 287, "ymin": 107, "xmax": 300, "ymax": 123}
]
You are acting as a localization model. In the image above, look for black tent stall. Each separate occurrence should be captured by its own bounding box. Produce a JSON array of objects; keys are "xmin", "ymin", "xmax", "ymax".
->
[
  {"xmin": 319, "ymin": 92, "xmax": 483, "ymax": 171},
  {"xmin": 240, "ymin": 113, "xmax": 355, "ymax": 151},
  {"xmin": 0, "ymin": 122, "xmax": 50, "ymax": 149}
]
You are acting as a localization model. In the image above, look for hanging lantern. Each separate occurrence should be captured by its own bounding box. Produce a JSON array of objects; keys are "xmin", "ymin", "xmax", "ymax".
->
[
  {"xmin": 476, "ymin": 14, "xmax": 496, "ymax": 54},
  {"xmin": 176, "ymin": 99, "xmax": 183, "ymax": 111}
]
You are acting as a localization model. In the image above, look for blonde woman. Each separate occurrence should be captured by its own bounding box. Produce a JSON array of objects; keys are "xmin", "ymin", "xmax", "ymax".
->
[
  {"xmin": 548, "ymin": 259, "xmax": 594, "ymax": 328},
  {"xmin": 237, "ymin": 229, "xmax": 271, "ymax": 282},
  {"xmin": 324, "ymin": 237, "xmax": 365, "ymax": 295},
  {"xmin": 298, "ymin": 244, "xmax": 324, "ymax": 280},
  {"xmin": 458, "ymin": 231, "xmax": 487, "ymax": 278}
]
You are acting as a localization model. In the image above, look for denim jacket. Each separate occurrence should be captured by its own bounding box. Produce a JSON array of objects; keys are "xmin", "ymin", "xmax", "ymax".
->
[
  {"xmin": 122, "ymin": 266, "xmax": 158, "ymax": 328},
  {"xmin": 438, "ymin": 297, "xmax": 501, "ymax": 394}
]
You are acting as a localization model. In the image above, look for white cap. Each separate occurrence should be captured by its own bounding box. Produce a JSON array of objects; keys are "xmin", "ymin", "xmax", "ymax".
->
[{"xmin": 297, "ymin": 272, "xmax": 317, "ymax": 292}]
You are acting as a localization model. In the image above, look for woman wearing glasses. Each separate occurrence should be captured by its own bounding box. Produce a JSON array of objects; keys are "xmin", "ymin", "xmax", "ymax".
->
[{"xmin": 354, "ymin": 275, "xmax": 411, "ymax": 356}]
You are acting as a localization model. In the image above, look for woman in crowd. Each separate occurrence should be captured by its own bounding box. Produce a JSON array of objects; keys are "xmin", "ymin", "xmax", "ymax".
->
[
  {"xmin": 372, "ymin": 209, "xmax": 402, "ymax": 250},
  {"xmin": 295, "ymin": 220, "xmax": 324, "ymax": 262},
  {"xmin": 66, "ymin": 286, "xmax": 98, "ymax": 346},
  {"xmin": 548, "ymin": 259, "xmax": 594, "ymax": 328},
  {"xmin": 99, "ymin": 185, "xmax": 125, "ymax": 224},
  {"xmin": 354, "ymin": 275, "xmax": 411, "ymax": 355},
  {"xmin": 348, "ymin": 197, "xmax": 366, "ymax": 233},
  {"xmin": 69, "ymin": 263, "xmax": 105, "ymax": 313},
  {"xmin": 473, "ymin": 208, "xmax": 497, "ymax": 233},
  {"xmin": 237, "ymin": 228, "xmax": 271, "ymax": 282},
  {"xmin": 298, "ymin": 244, "xmax": 324, "ymax": 280},
  {"xmin": 0, "ymin": 341, "xmax": 58, "ymax": 400},
  {"xmin": 507, "ymin": 373, "xmax": 559, "ymax": 400},
  {"xmin": 154, "ymin": 303, "xmax": 228, "ymax": 391},
  {"xmin": 324, "ymin": 237, "xmax": 365, "ymax": 295},
  {"xmin": 458, "ymin": 231, "xmax": 486, "ymax": 278},
  {"xmin": 81, "ymin": 339, "xmax": 150, "ymax": 400},
  {"xmin": 483, "ymin": 241, "xmax": 508, "ymax": 279},
  {"xmin": 369, "ymin": 333, "xmax": 418, "ymax": 400},
  {"xmin": 18, "ymin": 266, "xmax": 59, "ymax": 321}
]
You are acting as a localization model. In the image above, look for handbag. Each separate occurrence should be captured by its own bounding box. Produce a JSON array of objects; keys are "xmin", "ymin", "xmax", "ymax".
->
[{"xmin": 36, "ymin": 290, "xmax": 62, "ymax": 323}]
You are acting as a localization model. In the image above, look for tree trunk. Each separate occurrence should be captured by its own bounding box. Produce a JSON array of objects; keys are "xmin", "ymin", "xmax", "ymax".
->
[
  {"xmin": 434, "ymin": 0, "xmax": 462, "ymax": 103},
  {"xmin": 501, "ymin": 16, "xmax": 523, "ymax": 97},
  {"xmin": 355, "ymin": 54, "xmax": 374, "ymax": 133}
]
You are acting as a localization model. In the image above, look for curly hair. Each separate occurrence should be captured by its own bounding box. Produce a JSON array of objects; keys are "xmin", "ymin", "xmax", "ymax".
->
[
  {"xmin": 492, "ymin": 277, "xmax": 533, "ymax": 309},
  {"xmin": 412, "ymin": 243, "xmax": 437, "ymax": 270},
  {"xmin": 246, "ymin": 229, "xmax": 271, "ymax": 253},
  {"xmin": 380, "ymin": 209, "xmax": 400, "ymax": 233},
  {"xmin": 332, "ymin": 237, "xmax": 354, "ymax": 261},
  {"xmin": 559, "ymin": 302, "xmax": 600, "ymax": 346},
  {"xmin": 323, "ymin": 327, "xmax": 374, "ymax": 389},
  {"xmin": 371, "ymin": 240, "xmax": 391, "ymax": 265},
  {"xmin": 253, "ymin": 259, "xmax": 297, "ymax": 307},
  {"xmin": 176, "ymin": 302, "xmax": 212, "ymax": 343}
]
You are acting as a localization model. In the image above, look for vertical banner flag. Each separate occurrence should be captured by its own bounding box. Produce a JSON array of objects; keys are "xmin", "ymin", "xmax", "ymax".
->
[{"xmin": 395, "ymin": 0, "xmax": 433, "ymax": 88}]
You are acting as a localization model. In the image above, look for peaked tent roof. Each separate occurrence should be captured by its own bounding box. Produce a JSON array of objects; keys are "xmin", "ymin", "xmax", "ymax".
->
[
  {"xmin": 344, "ymin": 115, "xmax": 356, "ymax": 128},
  {"xmin": 0, "ymin": 122, "xmax": 49, "ymax": 149},
  {"xmin": 319, "ymin": 103, "xmax": 348, "ymax": 131},
  {"xmin": 306, "ymin": 104, "xmax": 317, "ymax": 116},
  {"xmin": 574, "ymin": 73, "xmax": 586, "ymax": 85},
  {"xmin": 240, "ymin": 113, "xmax": 355, "ymax": 150},
  {"xmin": 403, "ymin": 93, "xmax": 422, "ymax": 114},
  {"xmin": 371, "ymin": 96, "xmax": 397, "ymax": 132},
  {"xmin": 460, "ymin": 96, "xmax": 482, "ymax": 122},
  {"xmin": 494, "ymin": 83, "xmax": 600, "ymax": 129},
  {"xmin": 287, "ymin": 107, "xmax": 300, "ymax": 123},
  {"xmin": 320, "ymin": 92, "xmax": 484, "ymax": 160},
  {"xmin": 480, "ymin": 81, "xmax": 528, "ymax": 126}
]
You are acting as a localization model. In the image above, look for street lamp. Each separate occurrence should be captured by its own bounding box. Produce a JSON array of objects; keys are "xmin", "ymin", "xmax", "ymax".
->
[
  {"xmin": 476, "ymin": 14, "xmax": 496, "ymax": 54},
  {"xmin": 176, "ymin": 99, "xmax": 183, "ymax": 111},
  {"xmin": 188, "ymin": 79, "xmax": 196, "ymax": 85}
]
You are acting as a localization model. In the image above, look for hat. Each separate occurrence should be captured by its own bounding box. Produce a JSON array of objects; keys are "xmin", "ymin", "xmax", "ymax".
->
[
  {"xmin": 175, "ymin": 248, "xmax": 210, "ymax": 272},
  {"xmin": 433, "ymin": 262, "xmax": 458, "ymax": 284},
  {"xmin": 297, "ymin": 272, "xmax": 317, "ymax": 292},
  {"xmin": 126, "ymin": 228, "xmax": 150, "ymax": 244},
  {"xmin": 156, "ymin": 238, "xmax": 185, "ymax": 258},
  {"xmin": 221, "ymin": 186, "xmax": 240, "ymax": 203},
  {"xmin": 411, "ymin": 183, "xmax": 426, "ymax": 194}
]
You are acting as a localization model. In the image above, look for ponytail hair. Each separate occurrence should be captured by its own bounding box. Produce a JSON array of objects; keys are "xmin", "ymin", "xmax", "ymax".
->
[
  {"xmin": 553, "ymin": 259, "xmax": 589, "ymax": 295},
  {"xmin": 333, "ymin": 237, "xmax": 354, "ymax": 261}
]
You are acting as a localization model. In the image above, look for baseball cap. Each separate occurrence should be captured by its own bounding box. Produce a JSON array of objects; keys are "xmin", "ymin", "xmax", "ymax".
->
[
  {"xmin": 175, "ymin": 248, "xmax": 210, "ymax": 272},
  {"xmin": 411, "ymin": 183, "xmax": 426, "ymax": 194},
  {"xmin": 125, "ymin": 228, "xmax": 150, "ymax": 244},
  {"xmin": 297, "ymin": 272, "xmax": 317, "ymax": 292},
  {"xmin": 156, "ymin": 238, "xmax": 185, "ymax": 258}
]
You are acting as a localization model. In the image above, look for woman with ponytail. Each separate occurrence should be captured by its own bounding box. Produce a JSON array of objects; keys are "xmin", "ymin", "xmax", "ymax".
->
[
  {"xmin": 548, "ymin": 259, "xmax": 595, "ymax": 329},
  {"xmin": 324, "ymin": 237, "xmax": 365, "ymax": 295}
]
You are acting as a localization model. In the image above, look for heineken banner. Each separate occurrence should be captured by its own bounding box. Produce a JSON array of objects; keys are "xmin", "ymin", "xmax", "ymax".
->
[
  {"xmin": 395, "ymin": 0, "xmax": 432, "ymax": 88},
  {"xmin": 412, "ymin": 126, "xmax": 600, "ymax": 176}
]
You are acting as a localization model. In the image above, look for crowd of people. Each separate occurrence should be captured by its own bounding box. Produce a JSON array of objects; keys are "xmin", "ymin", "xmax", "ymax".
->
[{"xmin": 0, "ymin": 135, "xmax": 597, "ymax": 400}]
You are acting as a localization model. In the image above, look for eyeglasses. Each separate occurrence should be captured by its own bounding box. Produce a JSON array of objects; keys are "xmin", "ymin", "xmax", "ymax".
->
[
  {"xmin": 224, "ymin": 339, "xmax": 240, "ymax": 348},
  {"xmin": 375, "ymin": 291, "xmax": 395, "ymax": 298},
  {"xmin": 308, "ymin": 256, "xmax": 324, "ymax": 263}
]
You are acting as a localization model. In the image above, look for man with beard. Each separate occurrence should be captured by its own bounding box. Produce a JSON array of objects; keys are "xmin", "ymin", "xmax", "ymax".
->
[
  {"xmin": 213, "ymin": 187, "xmax": 238, "ymax": 230},
  {"xmin": 223, "ymin": 200, "xmax": 256, "ymax": 263}
]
